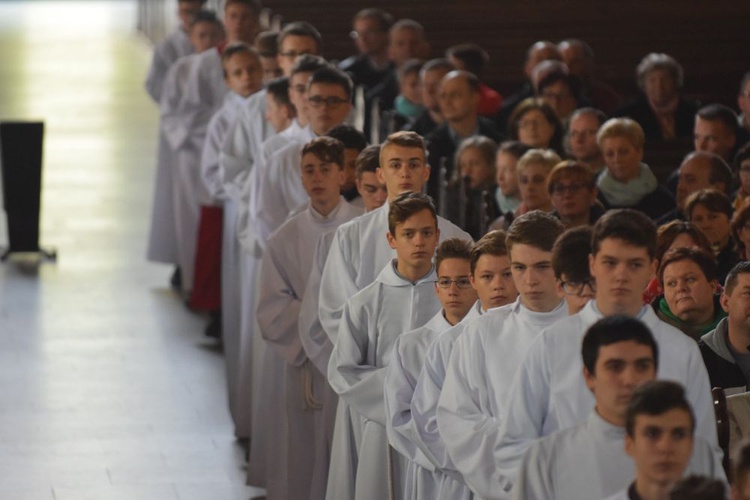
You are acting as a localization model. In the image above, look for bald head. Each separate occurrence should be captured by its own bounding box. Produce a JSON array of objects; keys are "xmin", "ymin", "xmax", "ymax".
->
[
  {"xmin": 557, "ymin": 39, "xmax": 594, "ymax": 79},
  {"xmin": 438, "ymin": 70, "xmax": 480, "ymax": 123},
  {"xmin": 675, "ymin": 151, "xmax": 732, "ymax": 210},
  {"xmin": 524, "ymin": 41, "xmax": 562, "ymax": 78}
]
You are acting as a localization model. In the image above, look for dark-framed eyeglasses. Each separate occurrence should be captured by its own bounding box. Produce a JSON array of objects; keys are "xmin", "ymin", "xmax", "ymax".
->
[
  {"xmin": 560, "ymin": 278, "xmax": 596, "ymax": 295},
  {"xmin": 308, "ymin": 95, "xmax": 349, "ymax": 108},
  {"xmin": 434, "ymin": 277, "xmax": 473, "ymax": 289}
]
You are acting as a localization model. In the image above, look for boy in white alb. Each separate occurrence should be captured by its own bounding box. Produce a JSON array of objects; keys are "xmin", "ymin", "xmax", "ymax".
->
[
  {"xmin": 603, "ymin": 381, "xmax": 725, "ymax": 500},
  {"xmin": 144, "ymin": 0, "xmax": 205, "ymax": 103},
  {"xmin": 384, "ymin": 238, "xmax": 477, "ymax": 499},
  {"xmin": 496, "ymin": 209, "xmax": 718, "ymax": 495},
  {"xmin": 513, "ymin": 317, "xmax": 724, "ymax": 500},
  {"xmin": 257, "ymin": 137, "xmax": 363, "ymax": 500},
  {"xmin": 436, "ymin": 211, "xmax": 568, "ymax": 499},
  {"xmin": 411, "ymin": 229, "xmax": 520, "ymax": 500},
  {"xmin": 328, "ymin": 192, "xmax": 442, "ymax": 500}
]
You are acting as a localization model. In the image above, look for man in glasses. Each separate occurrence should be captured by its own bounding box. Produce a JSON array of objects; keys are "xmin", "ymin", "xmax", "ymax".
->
[
  {"xmin": 565, "ymin": 108, "xmax": 606, "ymax": 176},
  {"xmin": 548, "ymin": 160, "xmax": 603, "ymax": 229},
  {"xmin": 338, "ymin": 8, "xmax": 393, "ymax": 92}
]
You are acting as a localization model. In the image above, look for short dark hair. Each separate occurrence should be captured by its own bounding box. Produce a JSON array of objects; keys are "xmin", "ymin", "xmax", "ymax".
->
[
  {"xmin": 435, "ymin": 238, "xmax": 473, "ymax": 274},
  {"xmin": 470, "ymin": 230, "xmax": 508, "ymax": 275},
  {"xmin": 397, "ymin": 59, "xmax": 424, "ymax": 83},
  {"xmin": 508, "ymin": 98, "xmax": 564, "ymax": 153},
  {"xmin": 221, "ymin": 43, "xmax": 259, "ymax": 78},
  {"xmin": 421, "ymin": 58, "xmax": 454, "ymax": 77},
  {"xmin": 255, "ymin": 31, "xmax": 278, "ymax": 57},
  {"xmin": 592, "ymin": 209, "xmax": 657, "ymax": 260},
  {"xmin": 224, "ymin": 0, "xmax": 262, "ymax": 15},
  {"xmin": 679, "ymin": 152, "xmax": 732, "ymax": 197},
  {"xmin": 625, "ymin": 380, "xmax": 695, "ymax": 438},
  {"xmin": 301, "ymin": 137, "xmax": 344, "ymax": 169},
  {"xmin": 326, "ymin": 125, "xmax": 367, "ymax": 152},
  {"xmin": 655, "ymin": 220, "xmax": 713, "ymax": 263},
  {"xmin": 290, "ymin": 54, "xmax": 328, "ymax": 77},
  {"xmin": 498, "ymin": 140, "xmax": 533, "ymax": 160},
  {"xmin": 581, "ymin": 315, "xmax": 658, "ymax": 375},
  {"xmin": 552, "ymin": 226, "xmax": 593, "ymax": 281},
  {"xmin": 266, "ymin": 76, "xmax": 292, "ymax": 109},
  {"xmin": 731, "ymin": 202, "xmax": 750, "ymax": 255},
  {"xmin": 308, "ymin": 67, "xmax": 354, "ymax": 100},
  {"xmin": 190, "ymin": 9, "xmax": 222, "ymax": 29},
  {"xmin": 658, "ymin": 246, "xmax": 718, "ymax": 285},
  {"xmin": 388, "ymin": 192, "xmax": 437, "ymax": 235},
  {"xmin": 685, "ymin": 189, "xmax": 734, "ymax": 221},
  {"xmin": 538, "ymin": 71, "xmax": 583, "ymax": 105},
  {"xmin": 668, "ymin": 475, "xmax": 726, "ymax": 500},
  {"xmin": 355, "ymin": 145, "xmax": 381, "ymax": 178},
  {"xmin": 353, "ymin": 8, "xmax": 393, "ymax": 32},
  {"xmin": 696, "ymin": 103, "xmax": 739, "ymax": 136},
  {"xmin": 446, "ymin": 43, "xmax": 489, "ymax": 79},
  {"xmin": 506, "ymin": 210, "xmax": 565, "ymax": 254},
  {"xmin": 724, "ymin": 261, "xmax": 750, "ymax": 294},
  {"xmin": 278, "ymin": 21, "xmax": 322, "ymax": 52}
]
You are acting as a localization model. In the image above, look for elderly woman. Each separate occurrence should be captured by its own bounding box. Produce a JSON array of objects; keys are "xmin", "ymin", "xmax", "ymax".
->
[
  {"xmin": 507, "ymin": 97, "xmax": 564, "ymax": 154},
  {"xmin": 614, "ymin": 52, "xmax": 698, "ymax": 141},
  {"xmin": 686, "ymin": 188, "xmax": 739, "ymax": 283},
  {"xmin": 595, "ymin": 117, "xmax": 674, "ymax": 219}
]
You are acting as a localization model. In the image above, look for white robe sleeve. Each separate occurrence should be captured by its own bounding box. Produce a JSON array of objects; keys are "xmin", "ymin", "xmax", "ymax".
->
[
  {"xmin": 159, "ymin": 59, "xmax": 194, "ymax": 151},
  {"xmin": 256, "ymin": 238, "xmax": 306, "ymax": 367},
  {"xmin": 436, "ymin": 330, "xmax": 513, "ymax": 499},
  {"xmin": 200, "ymin": 109, "xmax": 227, "ymax": 201},
  {"xmin": 327, "ymin": 299, "xmax": 387, "ymax": 426},
  {"xmin": 255, "ymin": 146, "xmax": 306, "ymax": 243},
  {"xmin": 298, "ymin": 233, "xmax": 334, "ymax": 376},
  {"xmin": 384, "ymin": 335, "xmax": 436, "ymax": 471},
  {"xmin": 510, "ymin": 440, "xmax": 554, "ymax": 500},
  {"xmin": 495, "ymin": 333, "xmax": 552, "ymax": 482},
  {"xmin": 411, "ymin": 332, "xmax": 457, "ymax": 471},
  {"xmin": 319, "ymin": 224, "xmax": 361, "ymax": 342}
]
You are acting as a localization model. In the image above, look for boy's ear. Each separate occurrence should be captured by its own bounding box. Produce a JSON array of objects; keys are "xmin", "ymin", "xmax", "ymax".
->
[{"xmin": 386, "ymin": 230, "xmax": 397, "ymax": 250}]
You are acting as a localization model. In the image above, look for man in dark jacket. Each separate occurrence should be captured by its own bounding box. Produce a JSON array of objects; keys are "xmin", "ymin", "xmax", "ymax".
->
[{"xmin": 699, "ymin": 261, "xmax": 750, "ymax": 390}]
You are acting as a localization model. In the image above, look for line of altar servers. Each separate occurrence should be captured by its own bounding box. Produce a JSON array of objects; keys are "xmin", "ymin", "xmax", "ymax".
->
[{"xmin": 142, "ymin": 2, "xmax": 734, "ymax": 499}]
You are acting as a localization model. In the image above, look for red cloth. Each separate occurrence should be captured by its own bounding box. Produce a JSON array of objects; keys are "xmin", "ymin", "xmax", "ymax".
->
[
  {"xmin": 477, "ymin": 83, "xmax": 502, "ymax": 117},
  {"xmin": 189, "ymin": 205, "xmax": 223, "ymax": 311},
  {"xmin": 642, "ymin": 277, "xmax": 662, "ymax": 305}
]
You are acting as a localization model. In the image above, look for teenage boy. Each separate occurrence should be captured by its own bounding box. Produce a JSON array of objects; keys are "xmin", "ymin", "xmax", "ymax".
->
[
  {"xmin": 221, "ymin": 21, "xmax": 322, "ymax": 197},
  {"xmin": 144, "ymin": 0, "xmax": 206, "ymax": 103},
  {"xmin": 436, "ymin": 210, "xmax": 567, "ymax": 499},
  {"xmin": 411, "ymin": 229, "xmax": 519, "ymax": 500},
  {"xmin": 604, "ymin": 381, "xmax": 724, "ymax": 500},
  {"xmin": 496, "ymin": 209, "xmax": 717, "ymax": 493},
  {"xmin": 353, "ymin": 145, "xmax": 388, "ymax": 212},
  {"xmin": 552, "ymin": 226, "xmax": 596, "ymax": 314},
  {"xmin": 256, "ymin": 67, "xmax": 354, "ymax": 241},
  {"xmin": 146, "ymin": 10, "xmax": 225, "ymax": 285},
  {"xmin": 319, "ymin": 131, "xmax": 470, "ymax": 343},
  {"xmin": 257, "ymin": 137, "xmax": 363, "ymax": 500},
  {"xmin": 513, "ymin": 317, "xmax": 724, "ymax": 500},
  {"xmin": 328, "ymin": 192, "xmax": 443, "ymax": 500},
  {"xmin": 384, "ymin": 238, "xmax": 477, "ymax": 499}
]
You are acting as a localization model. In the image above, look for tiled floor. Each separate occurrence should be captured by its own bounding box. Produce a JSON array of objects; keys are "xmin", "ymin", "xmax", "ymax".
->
[{"xmin": 0, "ymin": 2, "xmax": 262, "ymax": 498}]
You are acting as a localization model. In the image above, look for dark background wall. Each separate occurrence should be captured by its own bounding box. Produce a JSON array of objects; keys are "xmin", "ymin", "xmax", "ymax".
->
[{"xmin": 264, "ymin": 0, "xmax": 748, "ymax": 106}]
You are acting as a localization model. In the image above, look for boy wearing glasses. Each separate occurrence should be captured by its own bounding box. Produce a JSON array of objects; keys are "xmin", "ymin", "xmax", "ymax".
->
[
  {"xmin": 384, "ymin": 238, "xmax": 477, "ymax": 498},
  {"xmin": 410, "ymin": 228, "xmax": 520, "ymax": 499},
  {"xmin": 496, "ymin": 209, "xmax": 718, "ymax": 494},
  {"xmin": 436, "ymin": 210, "xmax": 567, "ymax": 499}
]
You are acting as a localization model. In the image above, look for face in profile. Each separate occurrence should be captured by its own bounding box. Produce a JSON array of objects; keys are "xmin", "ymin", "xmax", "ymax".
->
[
  {"xmin": 190, "ymin": 21, "xmax": 225, "ymax": 53},
  {"xmin": 458, "ymin": 147, "xmax": 494, "ymax": 190},
  {"xmin": 496, "ymin": 151, "xmax": 521, "ymax": 198},
  {"xmin": 356, "ymin": 171, "xmax": 388, "ymax": 212}
]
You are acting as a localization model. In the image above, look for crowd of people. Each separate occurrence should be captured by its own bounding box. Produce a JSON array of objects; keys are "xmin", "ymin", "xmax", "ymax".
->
[{"xmin": 143, "ymin": 1, "xmax": 750, "ymax": 499}]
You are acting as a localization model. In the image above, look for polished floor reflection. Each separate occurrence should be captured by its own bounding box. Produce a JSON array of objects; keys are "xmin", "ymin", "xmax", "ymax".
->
[{"xmin": 0, "ymin": 2, "xmax": 261, "ymax": 498}]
